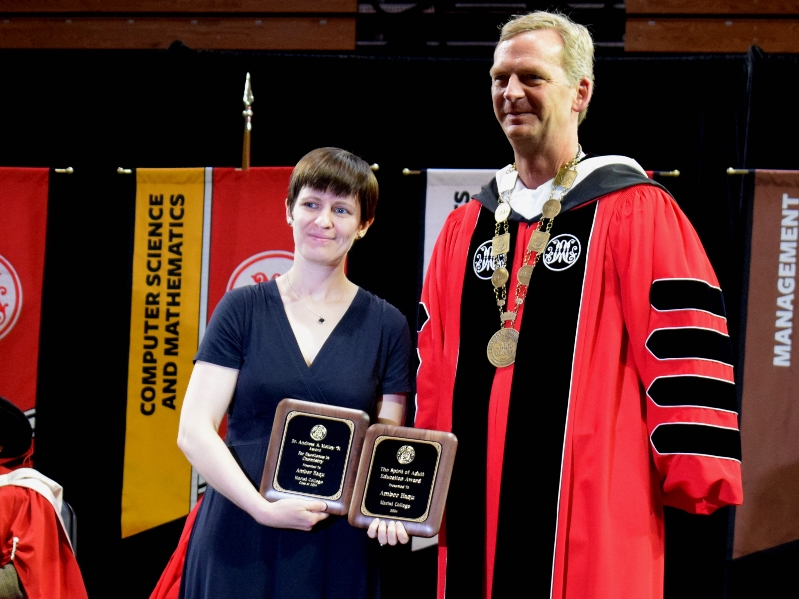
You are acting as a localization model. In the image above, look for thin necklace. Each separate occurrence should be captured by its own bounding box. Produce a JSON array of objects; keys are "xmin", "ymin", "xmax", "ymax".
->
[{"xmin": 286, "ymin": 274, "xmax": 328, "ymax": 324}]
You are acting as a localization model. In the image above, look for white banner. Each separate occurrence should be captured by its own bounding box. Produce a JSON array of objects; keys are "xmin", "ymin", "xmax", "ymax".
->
[{"xmin": 423, "ymin": 169, "xmax": 496, "ymax": 278}]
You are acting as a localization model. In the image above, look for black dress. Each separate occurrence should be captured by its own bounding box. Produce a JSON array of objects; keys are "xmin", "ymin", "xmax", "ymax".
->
[{"xmin": 180, "ymin": 280, "xmax": 413, "ymax": 599}]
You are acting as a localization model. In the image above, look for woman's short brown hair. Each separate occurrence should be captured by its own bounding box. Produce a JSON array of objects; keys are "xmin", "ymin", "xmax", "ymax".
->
[{"xmin": 287, "ymin": 147, "xmax": 378, "ymax": 225}]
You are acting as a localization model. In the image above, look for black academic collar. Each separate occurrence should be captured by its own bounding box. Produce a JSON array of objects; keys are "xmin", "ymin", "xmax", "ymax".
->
[{"xmin": 473, "ymin": 162, "xmax": 669, "ymax": 225}]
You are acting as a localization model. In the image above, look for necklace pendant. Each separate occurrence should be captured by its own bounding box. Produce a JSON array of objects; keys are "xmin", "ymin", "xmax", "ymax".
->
[
  {"xmin": 318, "ymin": 317, "xmax": 325, "ymax": 324},
  {"xmin": 487, "ymin": 327, "xmax": 519, "ymax": 367}
]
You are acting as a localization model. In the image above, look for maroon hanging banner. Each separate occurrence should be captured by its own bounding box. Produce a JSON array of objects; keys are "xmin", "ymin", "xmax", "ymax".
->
[
  {"xmin": 735, "ymin": 169, "xmax": 799, "ymax": 557},
  {"xmin": 0, "ymin": 168, "xmax": 49, "ymax": 415}
]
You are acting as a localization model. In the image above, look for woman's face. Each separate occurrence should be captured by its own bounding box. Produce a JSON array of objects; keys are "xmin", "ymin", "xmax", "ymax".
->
[{"xmin": 287, "ymin": 186, "xmax": 371, "ymax": 267}]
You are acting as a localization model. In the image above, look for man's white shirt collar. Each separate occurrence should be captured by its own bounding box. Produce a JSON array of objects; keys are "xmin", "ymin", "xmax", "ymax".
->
[{"xmin": 494, "ymin": 155, "xmax": 646, "ymax": 220}]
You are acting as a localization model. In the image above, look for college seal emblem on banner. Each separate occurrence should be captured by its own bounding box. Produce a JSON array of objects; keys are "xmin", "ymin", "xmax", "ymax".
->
[
  {"xmin": 227, "ymin": 250, "xmax": 295, "ymax": 290},
  {"xmin": 0, "ymin": 254, "xmax": 22, "ymax": 340}
]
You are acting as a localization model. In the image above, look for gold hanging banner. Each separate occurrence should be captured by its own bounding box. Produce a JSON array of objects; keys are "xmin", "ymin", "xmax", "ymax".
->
[{"xmin": 122, "ymin": 168, "xmax": 206, "ymax": 538}]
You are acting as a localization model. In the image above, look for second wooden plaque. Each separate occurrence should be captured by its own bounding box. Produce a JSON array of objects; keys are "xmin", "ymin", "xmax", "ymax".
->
[{"xmin": 348, "ymin": 424, "xmax": 457, "ymax": 538}]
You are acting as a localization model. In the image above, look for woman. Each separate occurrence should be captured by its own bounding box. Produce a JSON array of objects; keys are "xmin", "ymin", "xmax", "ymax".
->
[{"xmin": 177, "ymin": 148, "xmax": 412, "ymax": 599}]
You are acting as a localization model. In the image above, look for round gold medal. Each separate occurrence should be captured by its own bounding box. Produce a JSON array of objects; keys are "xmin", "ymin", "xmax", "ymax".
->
[
  {"xmin": 495, "ymin": 203, "xmax": 511, "ymax": 222},
  {"xmin": 491, "ymin": 267, "xmax": 509, "ymax": 288},
  {"xmin": 542, "ymin": 199, "xmax": 561, "ymax": 219},
  {"xmin": 487, "ymin": 327, "xmax": 519, "ymax": 367}
]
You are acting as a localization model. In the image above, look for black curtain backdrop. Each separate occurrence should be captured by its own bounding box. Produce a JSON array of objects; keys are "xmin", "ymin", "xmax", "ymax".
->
[{"xmin": 0, "ymin": 46, "xmax": 795, "ymax": 599}]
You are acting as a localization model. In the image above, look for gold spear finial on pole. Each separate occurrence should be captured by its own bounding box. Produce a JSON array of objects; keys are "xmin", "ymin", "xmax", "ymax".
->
[{"xmin": 241, "ymin": 72, "xmax": 254, "ymax": 170}]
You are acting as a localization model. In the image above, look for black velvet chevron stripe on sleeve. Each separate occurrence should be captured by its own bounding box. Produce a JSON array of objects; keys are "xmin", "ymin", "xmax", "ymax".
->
[
  {"xmin": 647, "ymin": 376, "xmax": 738, "ymax": 412},
  {"xmin": 646, "ymin": 328, "xmax": 734, "ymax": 365},
  {"xmin": 650, "ymin": 279, "xmax": 726, "ymax": 318},
  {"xmin": 417, "ymin": 302, "xmax": 430, "ymax": 333},
  {"xmin": 650, "ymin": 423, "xmax": 742, "ymax": 461}
]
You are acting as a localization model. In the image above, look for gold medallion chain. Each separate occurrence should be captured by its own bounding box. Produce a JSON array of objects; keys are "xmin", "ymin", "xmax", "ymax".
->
[{"xmin": 486, "ymin": 146, "xmax": 583, "ymax": 367}]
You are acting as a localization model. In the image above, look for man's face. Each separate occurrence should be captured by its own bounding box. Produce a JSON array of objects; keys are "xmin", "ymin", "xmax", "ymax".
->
[{"xmin": 490, "ymin": 29, "xmax": 583, "ymax": 152}]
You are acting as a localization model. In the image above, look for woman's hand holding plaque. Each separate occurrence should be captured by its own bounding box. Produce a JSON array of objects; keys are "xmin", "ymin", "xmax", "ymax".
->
[{"xmin": 253, "ymin": 496, "xmax": 330, "ymax": 531}]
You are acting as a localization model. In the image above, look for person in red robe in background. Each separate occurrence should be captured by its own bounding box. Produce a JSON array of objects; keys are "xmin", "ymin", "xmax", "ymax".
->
[{"xmin": 0, "ymin": 396, "xmax": 88, "ymax": 599}]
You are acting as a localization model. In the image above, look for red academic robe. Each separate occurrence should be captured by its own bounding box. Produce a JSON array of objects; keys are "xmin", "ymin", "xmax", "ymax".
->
[
  {"xmin": 150, "ymin": 497, "xmax": 203, "ymax": 599},
  {"xmin": 0, "ymin": 452, "xmax": 88, "ymax": 599},
  {"xmin": 415, "ymin": 162, "xmax": 743, "ymax": 599}
]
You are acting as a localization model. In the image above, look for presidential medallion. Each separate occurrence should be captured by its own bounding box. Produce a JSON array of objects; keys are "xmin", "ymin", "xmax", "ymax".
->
[
  {"xmin": 484, "ymin": 149, "xmax": 581, "ymax": 369},
  {"xmin": 487, "ymin": 327, "xmax": 519, "ymax": 367}
]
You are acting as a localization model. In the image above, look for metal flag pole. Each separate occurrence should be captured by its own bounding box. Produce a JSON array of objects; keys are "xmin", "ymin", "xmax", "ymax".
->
[{"xmin": 241, "ymin": 73, "xmax": 254, "ymax": 171}]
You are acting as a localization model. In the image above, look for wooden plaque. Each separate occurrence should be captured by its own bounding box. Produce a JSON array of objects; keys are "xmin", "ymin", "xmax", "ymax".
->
[
  {"xmin": 348, "ymin": 424, "xmax": 457, "ymax": 538},
  {"xmin": 260, "ymin": 398, "xmax": 369, "ymax": 516}
]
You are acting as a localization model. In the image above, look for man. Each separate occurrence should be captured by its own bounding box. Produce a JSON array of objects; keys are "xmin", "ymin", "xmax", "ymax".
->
[{"xmin": 415, "ymin": 11, "xmax": 743, "ymax": 599}]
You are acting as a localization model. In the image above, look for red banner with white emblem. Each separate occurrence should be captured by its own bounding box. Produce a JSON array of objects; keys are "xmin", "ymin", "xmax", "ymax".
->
[
  {"xmin": 208, "ymin": 167, "xmax": 295, "ymax": 316},
  {"xmin": 185, "ymin": 167, "xmax": 294, "ymax": 506},
  {"xmin": 0, "ymin": 168, "xmax": 49, "ymax": 414}
]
